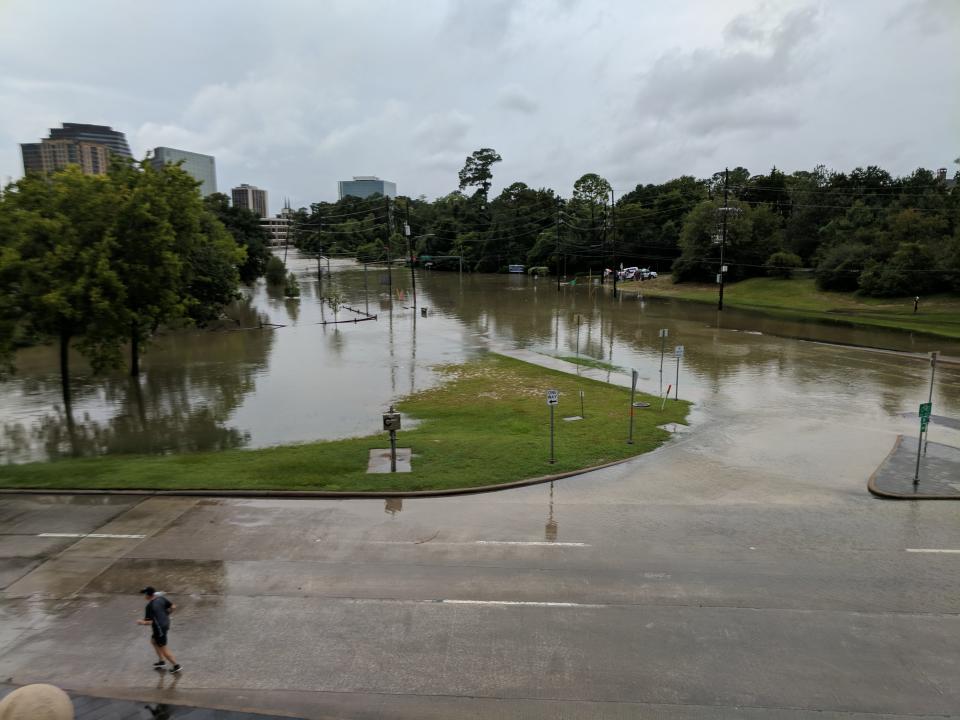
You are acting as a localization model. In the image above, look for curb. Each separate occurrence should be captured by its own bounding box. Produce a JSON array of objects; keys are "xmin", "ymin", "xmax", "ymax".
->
[
  {"xmin": 867, "ymin": 434, "xmax": 960, "ymax": 500},
  {"xmin": 0, "ymin": 455, "xmax": 642, "ymax": 500}
]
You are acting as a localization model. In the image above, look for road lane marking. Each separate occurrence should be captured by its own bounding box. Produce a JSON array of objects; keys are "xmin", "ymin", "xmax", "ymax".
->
[
  {"xmin": 366, "ymin": 540, "xmax": 589, "ymax": 547},
  {"xmin": 38, "ymin": 533, "xmax": 146, "ymax": 539},
  {"xmin": 474, "ymin": 541, "xmax": 589, "ymax": 547},
  {"xmin": 441, "ymin": 599, "xmax": 604, "ymax": 608},
  {"xmin": 906, "ymin": 548, "xmax": 960, "ymax": 554}
]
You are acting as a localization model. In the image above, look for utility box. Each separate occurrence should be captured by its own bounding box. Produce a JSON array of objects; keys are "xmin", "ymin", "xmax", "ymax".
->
[{"xmin": 383, "ymin": 412, "xmax": 401, "ymax": 432}]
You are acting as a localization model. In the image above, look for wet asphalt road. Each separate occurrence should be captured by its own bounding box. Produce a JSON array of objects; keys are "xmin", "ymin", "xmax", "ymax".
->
[{"xmin": 2, "ymin": 355, "xmax": 960, "ymax": 718}]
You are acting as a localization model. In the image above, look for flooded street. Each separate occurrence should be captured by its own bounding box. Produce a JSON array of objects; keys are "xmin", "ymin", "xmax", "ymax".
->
[
  {"xmin": 1, "ymin": 250, "xmax": 958, "ymax": 464},
  {"xmin": 1, "ymin": 255, "xmax": 959, "ymax": 717}
]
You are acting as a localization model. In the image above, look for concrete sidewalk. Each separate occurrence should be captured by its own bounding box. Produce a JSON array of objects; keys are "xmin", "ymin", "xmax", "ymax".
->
[
  {"xmin": 869, "ymin": 435, "xmax": 960, "ymax": 499},
  {"xmin": 0, "ymin": 683, "xmax": 302, "ymax": 720}
]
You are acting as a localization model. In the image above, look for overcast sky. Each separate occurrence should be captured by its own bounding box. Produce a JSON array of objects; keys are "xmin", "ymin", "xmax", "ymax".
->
[{"xmin": 1, "ymin": 0, "xmax": 956, "ymax": 212}]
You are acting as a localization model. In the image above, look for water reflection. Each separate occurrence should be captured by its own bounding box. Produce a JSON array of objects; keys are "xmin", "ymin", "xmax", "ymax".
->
[
  {"xmin": 545, "ymin": 482, "xmax": 558, "ymax": 543},
  {"xmin": 0, "ymin": 300, "xmax": 274, "ymax": 462},
  {"xmin": 385, "ymin": 498, "xmax": 403, "ymax": 515},
  {"xmin": 1, "ymin": 251, "xmax": 958, "ymax": 463}
]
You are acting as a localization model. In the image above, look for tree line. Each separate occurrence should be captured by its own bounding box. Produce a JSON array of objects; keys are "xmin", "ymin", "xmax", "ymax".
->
[
  {"xmin": 293, "ymin": 151, "xmax": 960, "ymax": 297},
  {"xmin": 0, "ymin": 160, "xmax": 271, "ymax": 406}
]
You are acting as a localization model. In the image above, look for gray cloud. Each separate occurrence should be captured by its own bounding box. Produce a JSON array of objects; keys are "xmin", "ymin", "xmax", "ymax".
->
[
  {"xmin": 497, "ymin": 85, "xmax": 539, "ymax": 114},
  {"xmin": 0, "ymin": 1, "xmax": 955, "ymax": 203}
]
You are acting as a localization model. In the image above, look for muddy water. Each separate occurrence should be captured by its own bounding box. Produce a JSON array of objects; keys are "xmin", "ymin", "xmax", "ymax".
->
[{"xmin": 1, "ymin": 251, "xmax": 958, "ymax": 463}]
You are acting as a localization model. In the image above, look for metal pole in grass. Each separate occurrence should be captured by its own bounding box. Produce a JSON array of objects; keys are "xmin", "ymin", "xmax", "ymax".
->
[
  {"xmin": 547, "ymin": 389, "xmax": 559, "ymax": 463},
  {"xmin": 628, "ymin": 369, "xmax": 638, "ymax": 444},
  {"xmin": 924, "ymin": 351, "xmax": 937, "ymax": 456},
  {"xmin": 580, "ymin": 389, "xmax": 585, "ymax": 419},
  {"xmin": 674, "ymin": 345, "xmax": 684, "ymax": 400},
  {"xmin": 658, "ymin": 328, "xmax": 668, "ymax": 396}
]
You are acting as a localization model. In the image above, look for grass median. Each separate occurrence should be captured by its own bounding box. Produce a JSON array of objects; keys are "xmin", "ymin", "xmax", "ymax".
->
[
  {"xmin": 0, "ymin": 353, "xmax": 689, "ymax": 492},
  {"xmin": 622, "ymin": 276, "xmax": 960, "ymax": 339}
]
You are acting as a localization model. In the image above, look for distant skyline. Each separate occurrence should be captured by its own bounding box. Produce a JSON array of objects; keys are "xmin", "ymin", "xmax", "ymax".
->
[{"xmin": 1, "ymin": 0, "xmax": 957, "ymax": 208}]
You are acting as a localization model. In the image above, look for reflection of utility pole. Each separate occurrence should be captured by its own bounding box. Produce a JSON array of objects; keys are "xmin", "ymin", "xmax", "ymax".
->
[{"xmin": 545, "ymin": 482, "xmax": 557, "ymax": 542}]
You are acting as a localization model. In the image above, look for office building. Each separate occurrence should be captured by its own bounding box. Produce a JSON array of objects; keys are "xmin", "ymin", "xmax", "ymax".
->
[
  {"xmin": 231, "ymin": 184, "xmax": 268, "ymax": 217},
  {"xmin": 21, "ymin": 122, "xmax": 132, "ymax": 176},
  {"xmin": 261, "ymin": 205, "xmax": 294, "ymax": 247},
  {"xmin": 338, "ymin": 176, "xmax": 396, "ymax": 200},
  {"xmin": 151, "ymin": 147, "xmax": 217, "ymax": 195}
]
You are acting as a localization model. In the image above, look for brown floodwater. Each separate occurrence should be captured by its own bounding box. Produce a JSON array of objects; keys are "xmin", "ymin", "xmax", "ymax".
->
[{"xmin": 1, "ymin": 250, "xmax": 958, "ymax": 463}]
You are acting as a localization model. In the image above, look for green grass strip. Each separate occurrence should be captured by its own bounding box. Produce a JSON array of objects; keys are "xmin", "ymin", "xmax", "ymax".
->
[
  {"xmin": 0, "ymin": 354, "xmax": 689, "ymax": 492},
  {"xmin": 625, "ymin": 277, "xmax": 960, "ymax": 339}
]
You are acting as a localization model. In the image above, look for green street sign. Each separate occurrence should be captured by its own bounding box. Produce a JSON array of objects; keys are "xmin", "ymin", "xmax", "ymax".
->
[
  {"xmin": 919, "ymin": 402, "xmax": 932, "ymax": 420},
  {"xmin": 920, "ymin": 418, "xmax": 929, "ymax": 432}
]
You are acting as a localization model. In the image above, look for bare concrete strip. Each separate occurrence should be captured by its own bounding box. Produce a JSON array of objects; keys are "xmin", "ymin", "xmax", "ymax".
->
[{"xmin": 4, "ymin": 497, "xmax": 198, "ymax": 598}]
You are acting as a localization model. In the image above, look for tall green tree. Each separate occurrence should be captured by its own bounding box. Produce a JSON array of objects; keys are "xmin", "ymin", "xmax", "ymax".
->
[
  {"xmin": 203, "ymin": 192, "xmax": 270, "ymax": 283},
  {"xmin": 458, "ymin": 148, "xmax": 502, "ymax": 200}
]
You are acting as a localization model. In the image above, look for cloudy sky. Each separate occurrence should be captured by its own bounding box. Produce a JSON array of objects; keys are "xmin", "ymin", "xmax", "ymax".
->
[{"xmin": 0, "ymin": 0, "xmax": 956, "ymax": 212}]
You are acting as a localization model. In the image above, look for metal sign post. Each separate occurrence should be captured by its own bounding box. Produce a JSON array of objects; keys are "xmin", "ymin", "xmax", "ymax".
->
[
  {"xmin": 674, "ymin": 345, "xmax": 684, "ymax": 400},
  {"xmin": 924, "ymin": 351, "xmax": 937, "ymax": 455},
  {"xmin": 547, "ymin": 390, "xmax": 559, "ymax": 464},
  {"xmin": 580, "ymin": 390, "xmax": 585, "ymax": 419},
  {"xmin": 628, "ymin": 370, "xmax": 638, "ymax": 444},
  {"xmin": 915, "ymin": 402, "xmax": 931, "ymax": 485},
  {"xmin": 382, "ymin": 406, "xmax": 401, "ymax": 473},
  {"xmin": 658, "ymin": 328, "xmax": 668, "ymax": 396}
]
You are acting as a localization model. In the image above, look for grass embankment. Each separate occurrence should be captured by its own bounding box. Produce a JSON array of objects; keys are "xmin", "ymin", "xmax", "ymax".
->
[
  {"xmin": 623, "ymin": 276, "xmax": 960, "ymax": 339},
  {"xmin": 0, "ymin": 354, "xmax": 689, "ymax": 492}
]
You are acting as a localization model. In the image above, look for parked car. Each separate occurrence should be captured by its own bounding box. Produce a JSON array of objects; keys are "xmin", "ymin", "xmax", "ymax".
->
[{"xmin": 620, "ymin": 266, "xmax": 639, "ymax": 280}]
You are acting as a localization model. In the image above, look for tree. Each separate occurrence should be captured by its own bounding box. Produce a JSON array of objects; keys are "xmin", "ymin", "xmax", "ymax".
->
[
  {"xmin": 203, "ymin": 193, "xmax": 270, "ymax": 283},
  {"xmin": 0, "ymin": 167, "xmax": 126, "ymax": 404},
  {"xmin": 458, "ymin": 148, "xmax": 502, "ymax": 199}
]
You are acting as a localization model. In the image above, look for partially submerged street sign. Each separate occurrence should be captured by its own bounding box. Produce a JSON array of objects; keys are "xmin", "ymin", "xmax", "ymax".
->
[{"xmin": 675, "ymin": 345, "xmax": 685, "ymax": 358}]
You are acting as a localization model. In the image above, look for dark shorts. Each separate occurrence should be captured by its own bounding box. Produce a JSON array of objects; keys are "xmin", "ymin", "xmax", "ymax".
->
[{"xmin": 152, "ymin": 625, "xmax": 169, "ymax": 647}]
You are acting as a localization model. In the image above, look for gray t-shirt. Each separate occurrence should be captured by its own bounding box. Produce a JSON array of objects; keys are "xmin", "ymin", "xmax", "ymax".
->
[{"xmin": 144, "ymin": 596, "xmax": 173, "ymax": 630}]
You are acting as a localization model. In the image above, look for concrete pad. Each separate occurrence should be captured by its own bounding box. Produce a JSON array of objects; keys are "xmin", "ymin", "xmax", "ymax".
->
[
  {"xmin": 870, "ymin": 436, "xmax": 960, "ymax": 498},
  {"xmin": 367, "ymin": 448, "xmax": 411, "ymax": 473}
]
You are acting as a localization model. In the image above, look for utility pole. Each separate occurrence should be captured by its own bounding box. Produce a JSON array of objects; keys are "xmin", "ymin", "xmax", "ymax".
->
[
  {"xmin": 610, "ymin": 189, "xmax": 617, "ymax": 299},
  {"xmin": 385, "ymin": 196, "xmax": 393, "ymax": 297},
  {"xmin": 556, "ymin": 196, "xmax": 562, "ymax": 292},
  {"xmin": 718, "ymin": 168, "xmax": 729, "ymax": 311},
  {"xmin": 405, "ymin": 202, "xmax": 416, "ymax": 307}
]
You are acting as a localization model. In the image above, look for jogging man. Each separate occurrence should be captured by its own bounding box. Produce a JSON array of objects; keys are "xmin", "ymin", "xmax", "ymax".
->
[{"xmin": 137, "ymin": 586, "xmax": 182, "ymax": 673}]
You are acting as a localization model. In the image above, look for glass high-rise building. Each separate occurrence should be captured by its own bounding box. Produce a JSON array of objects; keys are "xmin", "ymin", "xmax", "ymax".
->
[
  {"xmin": 21, "ymin": 123, "xmax": 132, "ymax": 176},
  {"xmin": 151, "ymin": 147, "xmax": 217, "ymax": 195},
  {"xmin": 338, "ymin": 176, "xmax": 396, "ymax": 200}
]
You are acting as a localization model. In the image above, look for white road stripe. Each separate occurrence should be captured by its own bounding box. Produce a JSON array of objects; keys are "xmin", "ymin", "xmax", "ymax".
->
[
  {"xmin": 367, "ymin": 540, "xmax": 589, "ymax": 547},
  {"xmin": 441, "ymin": 599, "xmax": 603, "ymax": 608},
  {"xmin": 906, "ymin": 548, "xmax": 960, "ymax": 554},
  {"xmin": 474, "ymin": 541, "xmax": 589, "ymax": 547},
  {"xmin": 38, "ymin": 533, "xmax": 146, "ymax": 539}
]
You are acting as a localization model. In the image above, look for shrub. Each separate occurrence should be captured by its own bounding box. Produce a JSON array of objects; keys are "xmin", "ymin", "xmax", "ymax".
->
[
  {"xmin": 765, "ymin": 251, "xmax": 802, "ymax": 278},
  {"xmin": 265, "ymin": 256, "xmax": 287, "ymax": 286}
]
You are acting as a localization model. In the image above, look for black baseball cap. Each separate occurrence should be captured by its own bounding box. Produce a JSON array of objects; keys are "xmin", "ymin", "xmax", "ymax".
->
[{"xmin": 140, "ymin": 586, "xmax": 156, "ymax": 595}]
